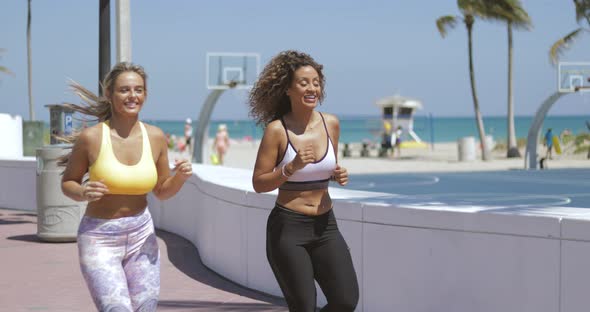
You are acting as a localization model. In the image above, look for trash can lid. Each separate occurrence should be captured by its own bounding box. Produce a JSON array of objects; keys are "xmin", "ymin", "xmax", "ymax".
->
[{"xmin": 36, "ymin": 144, "xmax": 73, "ymax": 159}]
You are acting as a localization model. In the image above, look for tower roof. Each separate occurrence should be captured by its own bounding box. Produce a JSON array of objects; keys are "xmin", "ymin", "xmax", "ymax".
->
[{"xmin": 376, "ymin": 95, "xmax": 423, "ymax": 110}]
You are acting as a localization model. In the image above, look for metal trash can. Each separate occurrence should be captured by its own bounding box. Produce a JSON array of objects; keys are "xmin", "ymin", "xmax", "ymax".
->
[
  {"xmin": 458, "ymin": 136, "xmax": 476, "ymax": 161},
  {"xmin": 36, "ymin": 144, "xmax": 86, "ymax": 242}
]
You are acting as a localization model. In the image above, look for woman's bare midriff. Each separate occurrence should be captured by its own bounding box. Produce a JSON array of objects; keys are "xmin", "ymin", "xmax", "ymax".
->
[
  {"xmin": 276, "ymin": 188, "xmax": 332, "ymax": 216},
  {"xmin": 85, "ymin": 194, "xmax": 148, "ymax": 219}
]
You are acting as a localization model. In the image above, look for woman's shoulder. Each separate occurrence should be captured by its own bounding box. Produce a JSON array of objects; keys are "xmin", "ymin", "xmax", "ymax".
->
[
  {"xmin": 265, "ymin": 119, "xmax": 284, "ymax": 132},
  {"xmin": 70, "ymin": 123, "xmax": 102, "ymax": 149},
  {"xmin": 262, "ymin": 119, "xmax": 287, "ymax": 140},
  {"xmin": 142, "ymin": 122, "xmax": 165, "ymax": 139},
  {"xmin": 78, "ymin": 123, "xmax": 102, "ymax": 141},
  {"xmin": 319, "ymin": 112, "xmax": 340, "ymax": 127}
]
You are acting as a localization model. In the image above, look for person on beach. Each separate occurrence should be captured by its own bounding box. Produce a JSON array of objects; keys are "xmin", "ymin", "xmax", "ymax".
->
[
  {"xmin": 544, "ymin": 128, "xmax": 554, "ymax": 159},
  {"xmin": 249, "ymin": 50, "xmax": 359, "ymax": 312},
  {"xmin": 184, "ymin": 118, "xmax": 193, "ymax": 155},
  {"xmin": 380, "ymin": 121, "xmax": 393, "ymax": 157},
  {"xmin": 393, "ymin": 125, "xmax": 403, "ymax": 158},
  {"xmin": 212, "ymin": 123, "xmax": 230, "ymax": 165},
  {"xmin": 60, "ymin": 62, "xmax": 192, "ymax": 311}
]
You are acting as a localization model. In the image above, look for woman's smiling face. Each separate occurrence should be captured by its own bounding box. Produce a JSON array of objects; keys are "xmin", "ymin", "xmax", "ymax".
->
[
  {"xmin": 287, "ymin": 65, "xmax": 321, "ymax": 110},
  {"xmin": 109, "ymin": 71, "xmax": 146, "ymax": 117}
]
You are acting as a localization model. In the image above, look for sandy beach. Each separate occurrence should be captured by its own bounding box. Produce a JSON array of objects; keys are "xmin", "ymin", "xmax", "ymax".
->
[{"xmin": 171, "ymin": 139, "xmax": 590, "ymax": 174}]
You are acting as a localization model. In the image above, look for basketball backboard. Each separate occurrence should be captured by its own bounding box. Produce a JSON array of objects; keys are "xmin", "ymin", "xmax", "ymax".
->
[
  {"xmin": 206, "ymin": 52, "xmax": 260, "ymax": 90},
  {"xmin": 558, "ymin": 62, "xmax": 590, "ymax": 92}
]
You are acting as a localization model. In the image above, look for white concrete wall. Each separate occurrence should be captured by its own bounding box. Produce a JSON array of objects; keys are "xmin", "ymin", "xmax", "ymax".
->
[
  {"xmin": 0, "ymin": 113, "xmax": 23, "ymax": 159},
  {"xmin": 0, "ymin": 158, "xmax": 37, "ymax": 211},
  {"xmin": 3, "ymin": 158, "xmax": 590, "ymax": 311}
]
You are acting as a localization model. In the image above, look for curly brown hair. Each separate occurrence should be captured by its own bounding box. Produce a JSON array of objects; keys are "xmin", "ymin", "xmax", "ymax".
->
[{"xmin": 248, "ymin": 50, "xmax": 326, "ymax": 125}]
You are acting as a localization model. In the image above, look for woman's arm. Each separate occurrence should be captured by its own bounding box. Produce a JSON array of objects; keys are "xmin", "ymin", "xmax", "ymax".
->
[
  {"xmin": 61, "ymin": 127, "xmax": 109, "ymax": 202},
  {"xmin": 150, "ymin": 126, "xmax": 192, "ymax": 200},
  {"xmin": 325, "ymin": 113, "xmax": 348, "ymax": 186},
  {"xmin": 252, "ymin": 121, "xmax": 291, "ymax": 193}
]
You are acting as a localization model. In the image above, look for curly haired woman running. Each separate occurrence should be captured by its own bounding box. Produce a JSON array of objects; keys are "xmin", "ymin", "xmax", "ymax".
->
[{"xmin": 249, "ymin": 50, "xmax": 359, "ymax": 312}]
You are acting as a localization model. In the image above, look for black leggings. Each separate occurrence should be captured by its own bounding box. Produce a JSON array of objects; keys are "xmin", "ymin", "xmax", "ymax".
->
[{"xmin": 266, "ymin": 204, "xmax": 359, "ymax": 312}]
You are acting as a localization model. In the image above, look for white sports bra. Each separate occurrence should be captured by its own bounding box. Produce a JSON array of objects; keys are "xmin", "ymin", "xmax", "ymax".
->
[{"xmin": 276, "ymin": 112, "xmax": 337, "ymax": 191}]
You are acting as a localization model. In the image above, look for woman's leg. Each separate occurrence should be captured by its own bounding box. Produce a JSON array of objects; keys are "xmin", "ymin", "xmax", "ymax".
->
[
  {"xmin": 124, "ymin": 220, "xmax": 160, "ymax": 311},
  {"xmin": 311, "ymin": 211, "xmax": 359, "ymax": 312},
  {"xmin": 78, "ymin": 217, "xmax": 134, "ymax": 311},
  {"xmin": 266, "ymin": 206, "xmax": 317, "ymax": 312},
  {"xmin": 216, "ymin": 145, "xmax": 226, "ymax": 165}
]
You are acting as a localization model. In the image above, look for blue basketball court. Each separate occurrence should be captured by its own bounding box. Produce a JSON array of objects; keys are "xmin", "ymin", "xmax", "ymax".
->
[{"xmin": 337, "ymin": 168, "xmax": 590, "ymax": 209}]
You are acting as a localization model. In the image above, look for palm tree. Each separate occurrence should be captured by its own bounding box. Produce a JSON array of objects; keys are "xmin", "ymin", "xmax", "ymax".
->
[
  {"xmin": 493, "ymin": 1, "xmax": 532, "ymax": 158},
  {"xmin": 550, "ymin": 0, "xmax": 590, "ymax": 64},
  {"xmin": 437, "ymin": 0, "xmax": 501, "ymax": 161}
]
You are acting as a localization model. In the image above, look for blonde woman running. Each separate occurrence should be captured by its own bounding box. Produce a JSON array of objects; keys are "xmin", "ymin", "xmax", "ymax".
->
[{"xmin": 61, "ymin": 62, "xmax": 192, "ymax": 311}]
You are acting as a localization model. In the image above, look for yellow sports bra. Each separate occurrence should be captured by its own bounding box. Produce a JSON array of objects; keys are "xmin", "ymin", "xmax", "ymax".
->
[{"xmin": 88, "ymin": 121, "xmax": 158, "ymax": 195}]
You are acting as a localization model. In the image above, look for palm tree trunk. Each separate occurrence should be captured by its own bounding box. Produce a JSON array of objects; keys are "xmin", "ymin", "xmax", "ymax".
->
[
  {"xmin": 506, "ymin": 22, "xmax": 520, "ymax": 158},
  {"xmin": 27, "ymin": 0, "xmax": 34, "ymax": 121},
  {"xmin": 466, "ymin": 18, "xmax": 490, "ymax": 161}
]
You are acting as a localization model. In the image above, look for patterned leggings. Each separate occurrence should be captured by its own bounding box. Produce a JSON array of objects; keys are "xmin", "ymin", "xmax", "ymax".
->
[{"xmin": 77, "ymin": 208, "xmax": 160, "ymax": 312}]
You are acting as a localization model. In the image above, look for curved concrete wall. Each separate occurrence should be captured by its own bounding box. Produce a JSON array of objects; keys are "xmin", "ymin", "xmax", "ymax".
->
[
  {"xmin": 0, "ymin": 158, "xmax": 36, "ymax": 211},
  {"xmin": 3, "ymin": 158, "xmax": 590, "ymax": 311}
]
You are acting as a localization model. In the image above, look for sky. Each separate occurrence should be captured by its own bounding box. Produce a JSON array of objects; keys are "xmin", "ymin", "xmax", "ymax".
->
[{"xmin": 1, "ymin": 0, "xmax": 590, "ymax": 122}]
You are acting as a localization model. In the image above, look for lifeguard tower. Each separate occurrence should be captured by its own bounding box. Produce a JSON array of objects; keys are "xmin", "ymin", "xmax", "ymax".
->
[{"xmin": 376, "ymin": 94, "xmax": 426, "ymax": 148}]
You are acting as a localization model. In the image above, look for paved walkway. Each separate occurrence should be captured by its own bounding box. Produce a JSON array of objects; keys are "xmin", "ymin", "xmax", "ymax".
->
[{"xmin": 0, "ymin": 208, "xmax": 287, "ymax": 312}]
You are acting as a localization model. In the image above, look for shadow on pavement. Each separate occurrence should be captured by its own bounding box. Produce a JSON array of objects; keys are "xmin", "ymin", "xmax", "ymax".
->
[
  {"xmin": 158, "ymin": 299, "xmax": 287, "ymax": 311},
  {"xmin": 0, "ymin": 219, "xmax": 35, "ymax": 225},
  {"xmin": 6, "ymin": 234, "xmax": 42, "ymax": 243},
  {"xmin": 0, "ymin": 210, "xmax": 36, "ymax": 226},
  {"xmin": 156, "ymin": 229, "xmax": 287, "ymax": 310}
]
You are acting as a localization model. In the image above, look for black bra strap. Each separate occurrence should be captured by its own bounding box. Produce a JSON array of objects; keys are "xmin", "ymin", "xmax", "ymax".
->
[
  {"xmin": 280, "ymin": 117, "xmax": 291, "ymax": 143},
  {"xmin": 319, "ymin": 112, "xmax": 328, "ymax": 137}
]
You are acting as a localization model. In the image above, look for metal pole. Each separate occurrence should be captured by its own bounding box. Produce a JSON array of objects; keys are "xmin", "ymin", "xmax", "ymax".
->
[
  {"xmin": 99, "ymin": 0, "xmax": 111, "ymax": 95},
  {"xmin": 524, "ymin": 92, "xmax": 566, "ymax": 169},
  {"xmin": 192, "ymin": 89, "xmax": 227, "ymax": 163},
  {"xmin": 27, "ymin": 0, "xmax": 34, "ymax": 121},
  {"xmin": 115, "ymin": 0, "xmax": 131, "ymax": 62}
]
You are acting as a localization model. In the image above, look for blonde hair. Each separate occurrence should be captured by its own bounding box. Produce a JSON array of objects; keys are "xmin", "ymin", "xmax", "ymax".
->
[{"xmin": 58, "ymin": 62, "xmax": 148, "ymax": 166}]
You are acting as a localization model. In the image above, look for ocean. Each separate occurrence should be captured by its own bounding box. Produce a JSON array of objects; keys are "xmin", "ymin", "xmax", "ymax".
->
[{"xmin": 144, "ymin": 115, "xmax": 588, "ymax": 144}]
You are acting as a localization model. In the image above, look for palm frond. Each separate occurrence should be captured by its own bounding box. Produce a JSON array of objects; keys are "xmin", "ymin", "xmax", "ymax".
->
[
  {"xmin": 436, "ymin": 15, "xmax": 458, "ymax": 38},
  {"xmin": 549, "ymin": 28, "xmax": 584, "ymax": 64},
  {"xmin": 499, "ymin": 0, "xmax": 532, "ymax": 29},
  {"xmin": 0, "ymin": 66, "xmax": 14, "ymax": 76},
  {"xmin": 460, "ymin": 0, "xmax": 532, "ymax": 29},
  {"xmin": 574, "ymin": 0, "xmax": 590, "ymax": 25},
  {"xmin": 0, "ymin": 49, "xmax": 14, "ymax": 76},
  {"xmin": 458, "ymin": 0, "xmax": 481, "ymax": 17}
]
